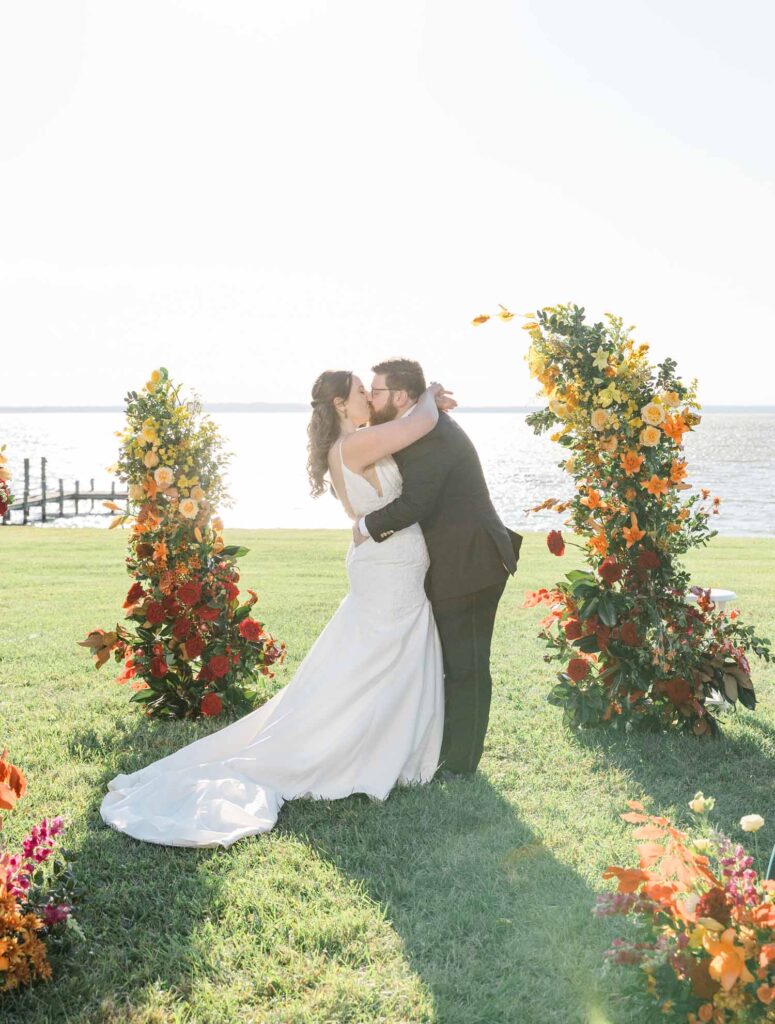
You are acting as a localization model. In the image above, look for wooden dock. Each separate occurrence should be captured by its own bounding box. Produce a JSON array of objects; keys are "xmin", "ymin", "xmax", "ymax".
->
[{"xmin": 1, "ymin": 457, "xmax": 128, "ymax": 525}]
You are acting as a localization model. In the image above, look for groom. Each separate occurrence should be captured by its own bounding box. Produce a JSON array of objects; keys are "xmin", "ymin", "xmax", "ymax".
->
[{"xmin": 353, "ymin": 357, "xmax": 522, "ymax": 777}]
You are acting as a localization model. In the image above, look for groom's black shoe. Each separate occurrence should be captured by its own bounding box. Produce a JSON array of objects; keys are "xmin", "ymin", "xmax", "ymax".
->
[{"xmin": 434, "ymin": 769, "xmax": 468, "ymax": 784}]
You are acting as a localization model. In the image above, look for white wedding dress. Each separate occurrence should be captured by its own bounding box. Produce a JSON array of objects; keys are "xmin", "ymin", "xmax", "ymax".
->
[{"xmin": 100, "ymin": 450, "xmax": 444, "ymax": 848}]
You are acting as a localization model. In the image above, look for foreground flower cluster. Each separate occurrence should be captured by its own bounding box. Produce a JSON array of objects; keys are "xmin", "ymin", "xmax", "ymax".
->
[
  {"xmin": 598, "ymin": 794, "xmax": 775, "ymax": 1022},
  {"xmin": 0, "ymin": 751, "xmax": 77, "ymax": 994},
  {"xmin": 0, "ymin": 446, "xmax": 12, "ymax": 519},
  {"xmin": 81, "ymin": 368, "xmax": 285, "ymax": 719},
  {"xmin": 498, "ymin": 304, "xmax": 770, "ymax": 734}
]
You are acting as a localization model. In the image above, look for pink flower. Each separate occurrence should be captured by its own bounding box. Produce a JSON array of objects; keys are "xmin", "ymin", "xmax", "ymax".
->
[{"xmin": 42, "ymin": 903, "xmax": 71, "ymax": 926}]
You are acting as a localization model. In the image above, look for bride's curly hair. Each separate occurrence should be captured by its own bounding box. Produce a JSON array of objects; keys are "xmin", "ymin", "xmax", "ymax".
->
[{"xmin": 306, "ymin": 370, "xmax": 353, "ymax": 497}]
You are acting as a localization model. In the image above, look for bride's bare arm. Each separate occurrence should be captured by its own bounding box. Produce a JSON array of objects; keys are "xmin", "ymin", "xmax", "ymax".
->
[{"xmin": 342, "ymin": 384, "xmax": 448, "ymax": 471}]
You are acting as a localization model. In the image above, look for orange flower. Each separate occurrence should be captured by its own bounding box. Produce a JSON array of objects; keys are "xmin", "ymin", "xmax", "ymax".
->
[
  {"xmin": 620, "ymin": 450, "xmax": 644, "ymax": 476},
  {"xmin": 0, "ymin": 749, "xmax": 28, "ymax": 813},
  {"xmin": 624, "ymin": 486, "xmax": 637, "ymax": 501},
  {"xmin": 588, "ymin": 529, "xmax": 609, "ymax": 556},
  {"xmin": 153, "ymin": 540, "xmax": 168, "ymax": 564},
  {"xmin": 642, "ymin": 475, "xmax": 669, "ymax": 497},
  {"xmin": 471, "ymin": 314, "xmax": 490, "ymax": 325},
  {"xmin": 663, "ymin": 413, "xmax": 689, "ymax": 443},
  {"xmin": 758, "ymin": 985, "xmax": 775, "ymax": 1005},
  {"xmin": 623, "ymin": 513, "xmax": 646, "ymax": 548},
  {"xmin": 703, "ymin": 928, "xmax": 755, "ymax": 991},
  {"xmin": 580, "ymin": 488, "xmax": 603, "ymax": 510},
  {"xmin": 670, "ymin": 460, "xmax": 688, "ymax": 484},
  {"xmin": 601, "ymin": 865, "xmax": 651, "ymax": 893}
]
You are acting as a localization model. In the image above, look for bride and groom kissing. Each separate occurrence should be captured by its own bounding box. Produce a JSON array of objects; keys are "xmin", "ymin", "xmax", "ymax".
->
[{"xmin": 100, "ymin": 358, "xmax": 522, "ymax": 848}]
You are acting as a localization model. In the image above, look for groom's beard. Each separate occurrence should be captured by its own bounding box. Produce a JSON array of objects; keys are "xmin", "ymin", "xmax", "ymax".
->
[{"xmin": 369, "ymin": 396, "xmax": 399, "ymax": 426}]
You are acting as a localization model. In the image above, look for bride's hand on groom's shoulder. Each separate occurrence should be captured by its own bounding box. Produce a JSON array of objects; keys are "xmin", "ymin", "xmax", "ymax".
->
[{"xmin": 434, "ymin": 389, "xmax": 457, "ymax": 412}]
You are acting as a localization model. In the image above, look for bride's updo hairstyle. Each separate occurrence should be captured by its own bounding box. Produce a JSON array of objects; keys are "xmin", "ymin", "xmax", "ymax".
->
[{"xmin": 307, "ymin": 370, "xmax": 353, "ymax": 497}]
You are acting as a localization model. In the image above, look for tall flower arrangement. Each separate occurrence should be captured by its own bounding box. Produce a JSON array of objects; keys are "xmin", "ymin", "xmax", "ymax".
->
[
  {"xmin": 597, "ymin": 795, "xmax": 775, "ymax": 1021},
  {"xmin": 80, "ymin": 368, "xmax": 285, "ymax": 720},
  {"xmin": 0, "ymin": 446, "xmax": 12, "ymax": 519},
  {"xmin": 1, "ymin": 751, "xmax": 78, "ymax": 994},
  {"xmin": 479, "ymin": 304, "xmax": 770, "ymax": 734}
]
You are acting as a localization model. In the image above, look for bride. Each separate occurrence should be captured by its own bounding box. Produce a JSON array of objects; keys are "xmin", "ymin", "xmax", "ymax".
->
[{"xmin": 100, "ymin": 371, "xmax": 454, "ymax": 848}]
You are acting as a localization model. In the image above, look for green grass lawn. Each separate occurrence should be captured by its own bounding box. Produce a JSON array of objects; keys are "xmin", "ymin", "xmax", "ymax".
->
[{"xmin": 1, "ymin": 528, "xmax": 773, "ymax": 1024}]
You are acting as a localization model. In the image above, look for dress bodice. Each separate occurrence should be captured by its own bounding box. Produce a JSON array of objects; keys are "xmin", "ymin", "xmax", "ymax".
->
[{"xmin": 337, "ymin": 445, "xmax": 402, "ymax": 518}]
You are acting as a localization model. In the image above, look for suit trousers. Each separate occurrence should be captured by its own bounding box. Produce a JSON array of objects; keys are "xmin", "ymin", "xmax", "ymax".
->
[{"xmin": 431, "ymin": 578, "xmax": 507, "ymax": 775}]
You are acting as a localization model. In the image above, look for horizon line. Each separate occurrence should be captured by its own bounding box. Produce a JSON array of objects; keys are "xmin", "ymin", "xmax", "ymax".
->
[{"xmin": 2, "ymin": 403, "xmax": 775, "ymax": 414}]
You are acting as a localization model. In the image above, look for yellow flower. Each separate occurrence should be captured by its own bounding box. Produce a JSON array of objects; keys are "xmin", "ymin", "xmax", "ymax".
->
[
  {"xmin": 179, "ymin": 498, "xmax": 198, "ymax": 519},
  {"xmin": 143, "ymin": 450, "xmax": 160, "ymax": 468},
  {"xmin": 211, "ymin": 517, "xmax": 224, "ymax": 532},
  {"xmin": 128, "ymin": 483, "xmax": 145, "ymax": 501},
  {"xmin": 592, "ymin": 346, "xmax": 609, "ymax": 371},
  {"xmin": 154, "ymin": 466, "xmax": 175, "ymax": 490},
  {"xmin": 639, "ymin": 426, "xmax": 661, "ymax": 447},
  {"xmin": 661, "ymin": 390, "xmax": 680, "ymax": 407},
  {"xmin": 689, "ymin": 791, "xmax": 714, "ymax": 814},
  {"xmin": 190, "ymin": 485, "xmax": 204, "ymax": 502},
  {"xmin": 150, "ymin": 369, "xmax": 162, "ymax": 384},
  {"xmin": 641, "ymin": 402, "xmax": 665, "ymax": 426},
  {"xmin": 591, "ymin": 408, "xmax": 611, "ymax": 431},
  {"xmin": 740, "ymin": 814, "xmax": 765, "ymax": 832},
  {"xmin": 548, "ymin": 398, "xmax": 569, "ymax": 418}
]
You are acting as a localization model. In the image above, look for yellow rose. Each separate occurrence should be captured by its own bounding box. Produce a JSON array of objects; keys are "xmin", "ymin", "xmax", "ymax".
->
[
  {"xmin": 591, "ymin": 409, "xmax": 610, "ymax": 431},
  {"xmin": 661, "ymin": 390, "xmax": 680, "ymax": 407},
  {"xmin": 154, "ymin": 467, "xmax": 175, "ymax": 490},
  {"xmin": 639, "ymin": 426, "xmax": 661, "ymax": 447},
  {"xmin": 146, "ymin": 380, "xmax": 157, "ymax": 394},
  {"xmin": 190, "ymin": 485, "xmax": 205, "ymax": 502},
  {"xmin": 179, "ymin": 498, "xmax": 198, "ymax": 519},
  {"xmin": 641, "ymin": 402, "xmax": 665, "ymax": 426},
  {"xmin": 150, "ymin": 369, "xmax": 162, "ymax": 384},
  {"xmin": 692, "ymin": 839, "xmax": 710, "ymax": 853},
  {"xmin": 143, "ymin": 450, "xmax": 160, "ymax": 468},
  {"xmin": 600, "ymin": 435, "xmax": 619, "ymax": 454},
  {"xmin": 211, "ymin": 517, "xmax": 224, "ymax": 532},
  {"xmin": 128, "ymin": 483, "xmax": 144, "ymax": 501},
  {"xmin": 141, "ymin": 425, "xmax": 158, "ymax": 444},
  {"xmin": 548, "ymin": 398, "xmax": 569, "ymax": 418},
  {"xmin": 740, "ymin": 814, "xmax": 765, "ymax": 832}
]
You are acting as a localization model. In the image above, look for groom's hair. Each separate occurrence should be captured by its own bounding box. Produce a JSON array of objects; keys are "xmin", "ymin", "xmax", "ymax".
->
[{"xmin": 371, "ymin": 358, "xmax": 426, "ymax": 400}]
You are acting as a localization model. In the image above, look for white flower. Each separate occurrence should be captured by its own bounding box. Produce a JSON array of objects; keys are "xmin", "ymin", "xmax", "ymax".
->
[
  {"xmin": 693, "ymin": 838, "xmax": 711, "ymax": 853},
  {"xmin": 740, "ymin": 814, "xmax": 765, "ymax": 833},
  {"xmin": 681, "ymin": 892, "xmax": 700, "ymax": 914}
]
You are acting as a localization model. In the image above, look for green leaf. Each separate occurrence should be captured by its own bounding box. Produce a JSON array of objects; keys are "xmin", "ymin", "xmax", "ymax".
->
[
  {"xmin": 220, "ymin": 545, "xmax": 250, "ymax": 558},
  {"xmin": 597, "ymin": 594, "xmax": 618, "ymax": 628}
]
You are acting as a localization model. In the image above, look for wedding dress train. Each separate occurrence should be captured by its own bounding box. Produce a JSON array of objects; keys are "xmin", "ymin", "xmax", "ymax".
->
[{"xmin": 100, "ymin": 451, "xmax": 444, "ymax": 848}]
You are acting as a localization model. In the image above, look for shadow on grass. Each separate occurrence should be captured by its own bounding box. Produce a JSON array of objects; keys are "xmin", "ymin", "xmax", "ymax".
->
[
  {"xmin": 276, "ymin": 774, "xmax": 635, "ymax": 1024},
  {"xmin": 569, "ymin": 708, "xmax": 775, "ymax": 848}
]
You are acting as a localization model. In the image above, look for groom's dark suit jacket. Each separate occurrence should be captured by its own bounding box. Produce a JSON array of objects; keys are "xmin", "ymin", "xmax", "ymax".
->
[{"xmin": 364, "ymin": 412, "xmax": 522, "ymax": 603}]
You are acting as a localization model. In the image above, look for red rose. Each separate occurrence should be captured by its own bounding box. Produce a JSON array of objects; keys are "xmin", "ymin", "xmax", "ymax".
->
[
  {"xmin": 665, "ymin": 677, "xmax": 691, "ymax": 704},
  {"xmin": 124, "ymin": 582, "xmax": 145, "ymax": 608},
  {"xmin": 547, "ymin": 530, "xmax": 565, "ymax": 556},
  {"xmin": 567, "ymin": 658, "xmax": 590, "ymax": 683},
  {"xmin": 162, "ymin": 595, "xmax": 182, "ymax": 617},
  {"xmin": 150, "ymin": 656, "xmax": 168, "ymax": 678},
  {"xmin": 637, "ymin": 549, "xmax": 661, "ymax": 570},
  {"xmin": 145, "ymin": 602, "xmax": 165, "ymax": 625},
  {"xmin": 196, "ymin": 605, "xmax": 221, "ymax": 622},
  {"xmin": 172, "ymin": 618, "xmax": 193, "ymax": 640},
  {"xmin": 208, "ymin": 655, "xmax": 230, "ymax": 679},
  {"xmin": 619, "ymin": 622, "xmax": 639, "ymax": 646},
  {"xmin": 563, "ymin": 619, "xmax": 583, "ymax": 641},
  {"xmin": 223, "ymin": 581, "xmax": 239, "ymax": 601},
  {"xmin": 238, "ymin": 618, "xmax": 263, "ymax": 642},
  {"xmin": 200, "ymin": 692, "xmax": 223, "ymax": 717},
  {"xmin": 595, "ymin": 625, "xmax": 611, "ymax": 651},
  {"xmin": 177, "ymin": 581, "xmax": 203, "ymax": 607},
  {"xmin": 183, "ymin": 635, "xmax": 205, "ymax": 660},
  {"xmin": 0, "ymin": 500, "xmax": 6, "ymax": 516},
  {"xmin": 598, "ymin": 557, "xmax": 623, "ymax": 585}
]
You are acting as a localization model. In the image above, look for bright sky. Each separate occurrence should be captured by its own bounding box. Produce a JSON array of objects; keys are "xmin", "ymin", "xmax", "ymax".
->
[{"xmin": 2, "ymin": 0, "xmax": 773, "ymax": 407}]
